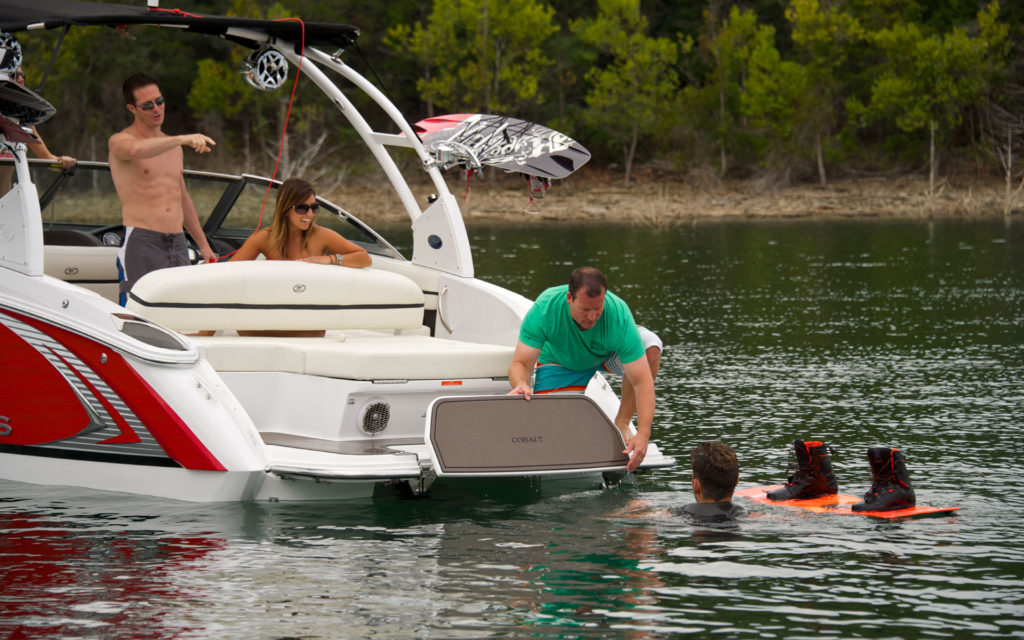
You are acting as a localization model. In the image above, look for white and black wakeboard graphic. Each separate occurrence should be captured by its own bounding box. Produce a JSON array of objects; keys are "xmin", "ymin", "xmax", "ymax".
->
[
  {"xmin": 0, "ymin": 79, "xmax": 55, "ymax": 127},
  {"xmin": 413, "ymin": 113, "xmax": 591, "ymax": 180}
]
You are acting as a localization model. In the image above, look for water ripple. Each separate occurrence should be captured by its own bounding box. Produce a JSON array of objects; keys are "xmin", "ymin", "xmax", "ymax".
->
[{"xmin": 2, "ymin": 219, "xmax": 1023, "ymax": 638}]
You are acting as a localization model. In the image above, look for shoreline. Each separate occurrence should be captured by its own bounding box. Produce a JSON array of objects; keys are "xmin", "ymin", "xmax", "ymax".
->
[{"xmin": 334, "ymin": 174, "xmax": 1022, "ymax": 227}]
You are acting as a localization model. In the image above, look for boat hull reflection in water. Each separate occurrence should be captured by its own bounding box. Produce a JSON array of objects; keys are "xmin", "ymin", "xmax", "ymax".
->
[{"xmin": 3, "ymin": 219, "xmax": 1022, "ymax": 638}]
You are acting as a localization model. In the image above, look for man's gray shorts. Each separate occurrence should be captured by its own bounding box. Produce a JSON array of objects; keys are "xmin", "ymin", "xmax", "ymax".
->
[{"xmin": 117, "ymin": 226, "xmax": 189, "ymax": 305}]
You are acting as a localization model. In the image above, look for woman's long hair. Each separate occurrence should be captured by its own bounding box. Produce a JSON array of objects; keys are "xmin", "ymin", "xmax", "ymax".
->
[{"xmin": 271, "ymin": 178, "xmax": 316, "ymax": 258}]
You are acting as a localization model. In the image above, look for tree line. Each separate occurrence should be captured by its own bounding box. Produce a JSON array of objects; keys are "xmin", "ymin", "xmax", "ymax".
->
[{"xmin": 15, "ymin": 0, "xmax": 1024, "ymax": 193}]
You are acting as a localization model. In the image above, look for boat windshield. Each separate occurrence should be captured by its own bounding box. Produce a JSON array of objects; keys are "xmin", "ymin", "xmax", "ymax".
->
[
  {"xmin": 18, "ymin": 159, "xmax": 403, "ymax": 260},
  {"xmin": 207, "ymin": 174, "xmax": 402, "ymax": 259}
]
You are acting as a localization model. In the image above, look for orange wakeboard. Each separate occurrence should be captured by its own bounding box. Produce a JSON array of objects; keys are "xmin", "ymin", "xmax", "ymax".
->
[{"xmin": 736, "ymin": 485, "xmax": 959, "ymax": 519}]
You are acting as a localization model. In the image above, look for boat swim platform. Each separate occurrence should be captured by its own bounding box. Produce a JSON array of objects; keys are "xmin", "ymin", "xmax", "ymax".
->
[{"xmin": 261, "ymin": 395, "xmax": 634, "ymax": 480}]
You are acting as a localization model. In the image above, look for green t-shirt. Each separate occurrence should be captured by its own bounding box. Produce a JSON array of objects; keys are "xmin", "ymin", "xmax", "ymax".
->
[{"xmin": 519, "ymin": 285, "xmax": 645, "ymax": 371}]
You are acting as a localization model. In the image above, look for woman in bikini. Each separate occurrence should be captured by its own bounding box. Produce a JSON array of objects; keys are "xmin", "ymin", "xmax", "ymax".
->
[
  {"xmin": 232, "ymin": 177, "xmax": 371, "ymax": 267},
  {"xmin": 223, "ymin": 177, "xmax": 371, "ymax": 337}
]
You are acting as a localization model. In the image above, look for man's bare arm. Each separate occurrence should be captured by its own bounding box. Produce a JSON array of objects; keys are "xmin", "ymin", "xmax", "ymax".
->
[
  {"xmin": 109, "ymin": 131, "xmax": 215, "ymax": 162},
  {"xmin": 180, "ymin": 174, "xmax": 216, "ymax": 261},
  {"xmin": 507, "ymin": 341, "xmax": 541, "ymax": 399},
  {"xmin": 621, "ymin": 357, "xmax": 655, "ymax": 472}
]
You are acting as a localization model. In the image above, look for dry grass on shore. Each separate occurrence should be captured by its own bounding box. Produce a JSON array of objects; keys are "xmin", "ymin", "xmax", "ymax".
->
[{"xmin": 330, "ymin": 172, "xmax": 1022, "ymax": 228}]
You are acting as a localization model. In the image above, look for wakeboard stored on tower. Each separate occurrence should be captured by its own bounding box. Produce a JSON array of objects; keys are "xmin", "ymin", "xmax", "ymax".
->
[{"xmin": 413, "ymin": 113, "xmax": 591, "ymax": 180}]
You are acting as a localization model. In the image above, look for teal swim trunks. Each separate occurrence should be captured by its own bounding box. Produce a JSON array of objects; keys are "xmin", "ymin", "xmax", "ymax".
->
[
  {"xmin": 519, "ymin": 285, "xmax": 660, "ymax": 394},
  {"xmin": 532, "ymin": 326, "xmax": 662, "ymax": 393}
]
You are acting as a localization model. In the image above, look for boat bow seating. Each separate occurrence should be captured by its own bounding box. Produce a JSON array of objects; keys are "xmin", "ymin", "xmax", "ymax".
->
[{"xmin": 126, "ymin": 261, "xmax": 514, "ymax": 380}]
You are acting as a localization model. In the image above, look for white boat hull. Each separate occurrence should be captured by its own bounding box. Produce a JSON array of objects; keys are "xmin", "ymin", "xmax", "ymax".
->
[{"xmin": 0, "ymin": 13, "xmax": 675, "ymax": 502}]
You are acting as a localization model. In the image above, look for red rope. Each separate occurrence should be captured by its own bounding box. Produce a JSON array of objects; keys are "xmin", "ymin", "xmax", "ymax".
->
[
  {"xmin": 262, "ymin": 17, "xmax": 306, "ymax": 220},
  {"xmin": 147, "ymin": 7, "xmax": 202, "ymax": 18},
  {"xmin": 522, "ymin": 175, "xmax": 548, "ymax": 214},
  {"xmin": 218, "ymin": 17, "xmax": 306, "ymax": 261}
]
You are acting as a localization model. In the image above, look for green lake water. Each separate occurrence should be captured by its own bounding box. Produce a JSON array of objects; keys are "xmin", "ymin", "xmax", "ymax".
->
[{"xmin": 2, "ymin": 218, "xmax": 1022, "ymax": 638}]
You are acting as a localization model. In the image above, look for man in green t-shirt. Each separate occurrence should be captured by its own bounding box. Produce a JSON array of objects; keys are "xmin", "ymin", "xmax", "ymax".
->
[{"xmin": 508, "ymin": 267, "xmax": 657, "ymax": 472}]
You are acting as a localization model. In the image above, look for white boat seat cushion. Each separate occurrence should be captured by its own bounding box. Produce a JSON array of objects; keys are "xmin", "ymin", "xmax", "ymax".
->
[
  {"xmin": 192, "ymin": 334, "xmax": 513, "ymax": 380},
  {"xmin": 126, "ymin": 261, "xmax": 425, "ymax": 332}
]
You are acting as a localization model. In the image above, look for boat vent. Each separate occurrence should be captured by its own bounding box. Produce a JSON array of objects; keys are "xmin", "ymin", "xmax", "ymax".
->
[
  {"xmin": 115, "ymin": 314, "xmax": 189, "ymax": 351},
  {"xmin": 360, "ymin": 401, "xmax": 390, "ymax": 435}
]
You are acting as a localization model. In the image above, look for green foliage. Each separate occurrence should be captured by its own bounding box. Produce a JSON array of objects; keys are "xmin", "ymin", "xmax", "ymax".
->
[
  {"xmin": 845, "ymin": 0, "xmax": 925, "ymax": 30},
  {"xmin": 740, "ymin": 29, "xmax": 808, "ymax": 157},
  {"xmin": 386, "ymin": 0, "xmax": 558, "ymax": 113},
  {"xmin": 704, "ymin": 6, "xmax": 761, "ymax": 94},
  {"xmin": 788, "ymin": 0, "xmax": 863, "ymax": 65},
  {"xmin": 852, "ymin": 2, "xmax": 1007, "ymax": 136},
  {"xmin": 7, "ymin": 0, "xmax": 1021, "ymax": 186},
  {"xmin": 696, "ymin": 6, "xmax": 765, "ymax": 175},
  {"xmin": 571, "ymin": 0, "xmax": 685, "ymax": 180},
  {"xmin": 841, "ymin": 2, "xmax": 1010, "ymax": 190},
  {"xmin": 786, "ymin": 0, "xmax": 864, "ymax": 180},
  {"xmin": 188, "ymin": 59, "xmax": 253, "ymax": 120}
]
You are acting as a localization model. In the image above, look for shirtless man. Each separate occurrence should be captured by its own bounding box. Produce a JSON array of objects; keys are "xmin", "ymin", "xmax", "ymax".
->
[{"xmin": 109, "ymin": 72, "xmax": 217, "ymax": 305}]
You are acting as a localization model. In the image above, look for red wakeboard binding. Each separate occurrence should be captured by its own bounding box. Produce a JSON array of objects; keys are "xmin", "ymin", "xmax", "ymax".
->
[
  {"xmin": 851, "ymin": 448, "xmax": 916, "ymax": 512},
  {"xmin": 766, "ymin": 439, "xmax": 838, "ymax": 501}
]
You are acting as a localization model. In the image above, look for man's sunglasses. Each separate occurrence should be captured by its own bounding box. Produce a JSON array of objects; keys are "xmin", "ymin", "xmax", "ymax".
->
[
  {"xmin": 293, "ymin": 203, "xmax": 320, "ymax": 214},
  {"xmin": 136, "ymin": 96, "xmax": 165, "ymax": 111}
]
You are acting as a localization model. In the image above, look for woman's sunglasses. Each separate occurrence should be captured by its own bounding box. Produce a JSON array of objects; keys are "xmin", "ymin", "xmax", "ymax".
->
[
  {"xmin": 293, "ymin": 203, "xmax": 320, "ymax": 214},
  {"xmin": 136, "ymin": 96, "xmax": 165, "ymax": 111}
]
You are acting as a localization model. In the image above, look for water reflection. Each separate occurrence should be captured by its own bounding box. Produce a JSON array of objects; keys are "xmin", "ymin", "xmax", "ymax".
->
[
  {"xmin": 0, "ymin": 497, "xmax": 226, "ymax": 638},
  {"xmin": 2, "ymin": 218, "xmax": 1022, "ymax": 638}
]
